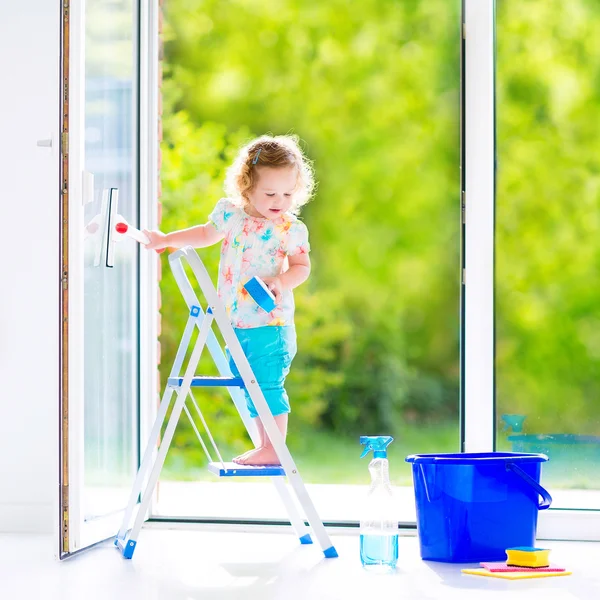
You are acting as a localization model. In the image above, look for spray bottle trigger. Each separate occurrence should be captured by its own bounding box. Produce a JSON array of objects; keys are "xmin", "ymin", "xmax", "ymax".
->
[
  {"xmin": 360, "ymin": 446, "xmax": 372, "ymax": 459},
  {"xmin": 359, "ymin": 436, "xmax": 394, "ymax": 458}
]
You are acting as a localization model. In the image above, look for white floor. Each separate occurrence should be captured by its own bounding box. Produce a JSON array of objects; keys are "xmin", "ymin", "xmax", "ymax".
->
[{"xmin": 1, "ymin": 527, "xmax": 598, "ymax": 600}]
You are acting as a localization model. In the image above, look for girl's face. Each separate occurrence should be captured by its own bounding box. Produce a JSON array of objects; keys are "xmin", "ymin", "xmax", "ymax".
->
[{"xmin": 245, "ymin": 166, "xmax": 298, "ymax": 220}]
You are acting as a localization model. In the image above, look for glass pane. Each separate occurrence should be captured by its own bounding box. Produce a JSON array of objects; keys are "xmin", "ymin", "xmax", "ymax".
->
[
  {"xmin": 496, "ymin": 0, "xmax": 600, "ymax": 510},
  {"xmin": 156, "ymin": 1, "xmax": 461, "ymax": 522},
  {"xmin": 82, "ymin": 0, "xmax": 139, "ymax": 520}
]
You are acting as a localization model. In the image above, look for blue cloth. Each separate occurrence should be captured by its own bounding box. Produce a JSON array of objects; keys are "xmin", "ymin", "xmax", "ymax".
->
[{"xmin": 226, "ymin": 326, "xmax": 297, "ymax": 418}]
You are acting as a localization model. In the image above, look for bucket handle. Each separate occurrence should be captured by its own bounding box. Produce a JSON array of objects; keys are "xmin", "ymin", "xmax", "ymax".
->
[
  {"xmin": 506, "ymin": 463, "xmax": 552, "ymax": 510},
  {"xmin": 419, "ymin": 464, "xmax": 431, "ymax": 502}
]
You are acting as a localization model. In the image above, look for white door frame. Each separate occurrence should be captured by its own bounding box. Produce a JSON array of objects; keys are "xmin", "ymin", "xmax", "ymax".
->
[
  {"xmin": 138, "ymin": 0, "xmax": 161, "ymax": 515},
  {"xmin": 462, "ymin": 0, "xmax": 496, "ymax": 454},
  {"xmin": 463, "ymin": 0, "xmax": 599, "ymax": 541},
  {"xmin": 60, "ymin": 0, "xmax": 159, "ymax": 556},
  {"xmin": 56, "ymin": 0, "xmax": 596, "ymax": 551}
]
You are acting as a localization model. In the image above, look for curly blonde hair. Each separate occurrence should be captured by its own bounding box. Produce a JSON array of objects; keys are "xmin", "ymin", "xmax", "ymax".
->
[{"xmin": 224, "ymin": 134, "xmax": 315, "ymax": 214}]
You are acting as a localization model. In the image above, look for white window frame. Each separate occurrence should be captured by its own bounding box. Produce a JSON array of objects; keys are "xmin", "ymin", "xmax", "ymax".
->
[
  {"xmin": 63, "ymin": 0, "xmax": 159, "ymax": 553},
  {"xmin": 138, "ymin": 0, "xmax": 160, "ymax": 512},
  {"xmin": 61, "ymin": 0, "xmax": 598, "ymax": 548},
  {"xmin": 143, "ymin": 0, "xmax": 599, "ymax": 544},
  {"xmin": 463, "ymin": 0, "xmax": 599, "ymax": 541},
  {"xmin": 65, "ymin": 0, "xmax": 86, "ymax": 551},
  {"xmin": 463, "ymin": 0, "xmax": 495, "ymax": 453}
]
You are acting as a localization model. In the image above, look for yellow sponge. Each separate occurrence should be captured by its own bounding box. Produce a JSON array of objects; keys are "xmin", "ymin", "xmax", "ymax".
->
[{"xmin": 505, "ymin": 547, "xmax": 551, "ymax": 568}]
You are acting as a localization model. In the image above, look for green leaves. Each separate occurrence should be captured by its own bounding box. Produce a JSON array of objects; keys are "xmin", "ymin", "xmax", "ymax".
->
[
  {"xmin": 496, "ymin": 0, "xmax": 600, "ymax": 434},
  {"xmin": 159, "ymin": 0, "xmax": 461, "ymax": 451},
  {"xmin": 158, "ymin": 0, "xmax": 600, "ymax": 467}
]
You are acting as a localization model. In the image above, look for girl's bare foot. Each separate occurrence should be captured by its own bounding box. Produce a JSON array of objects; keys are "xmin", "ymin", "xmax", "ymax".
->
[
  {"xmin": 233, "ymin": 446, "xmax": 280, "ymax": 466},
  {"xmin": 232, "ymin": 447, "xmax": 261, "ymax": 463}
]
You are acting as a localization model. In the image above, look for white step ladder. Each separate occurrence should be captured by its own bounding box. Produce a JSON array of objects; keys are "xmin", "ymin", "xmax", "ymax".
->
[{"xmin": 115, "ymin": 246, "xmax": 337, "ymax": 560}]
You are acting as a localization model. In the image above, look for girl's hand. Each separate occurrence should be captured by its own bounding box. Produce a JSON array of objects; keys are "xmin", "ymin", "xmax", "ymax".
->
[
  {"xmin": 261, "ymin": 276, "xmax": 284, "ymax": 305},
  {"xmin": 143, "ymin": 229, "xmax": 169, "ymax": 251}
]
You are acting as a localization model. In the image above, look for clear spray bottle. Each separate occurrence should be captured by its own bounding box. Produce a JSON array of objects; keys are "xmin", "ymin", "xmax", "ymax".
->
[{"xmin": 359, "ymin": 435, "xmax": 398, "ymax": 571}]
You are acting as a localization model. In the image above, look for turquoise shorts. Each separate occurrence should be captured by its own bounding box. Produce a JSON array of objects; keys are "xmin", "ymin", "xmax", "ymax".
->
[{"xmin": 226, "ymin": 326, "xmax": 297, "ymax": 419}]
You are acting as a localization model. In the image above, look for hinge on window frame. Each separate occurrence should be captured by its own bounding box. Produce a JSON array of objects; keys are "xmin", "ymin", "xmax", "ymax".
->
[{"xmin": 62, "ymin": 484, "xmax": 69, "ymax": 550}]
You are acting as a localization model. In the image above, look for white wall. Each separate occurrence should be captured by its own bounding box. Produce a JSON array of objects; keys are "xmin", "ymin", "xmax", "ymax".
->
[{"xmin": 0, "ymin": 1, "xmax": 60, "ymax": 533}]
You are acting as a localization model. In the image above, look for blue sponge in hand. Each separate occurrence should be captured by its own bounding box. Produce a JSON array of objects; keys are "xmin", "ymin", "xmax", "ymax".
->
[{"xmin": 243, "ymin": 276, "xmax": 277, "ymax": 313}]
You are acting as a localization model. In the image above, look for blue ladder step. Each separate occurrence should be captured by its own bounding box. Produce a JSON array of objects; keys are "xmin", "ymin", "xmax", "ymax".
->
[
  {"xmin": 168, "ymin": 376, "xmax": 245, "ymax": 388},
  {"xmin": 208, "ymin": 461, "xmax": 286, "ymax": 477}
]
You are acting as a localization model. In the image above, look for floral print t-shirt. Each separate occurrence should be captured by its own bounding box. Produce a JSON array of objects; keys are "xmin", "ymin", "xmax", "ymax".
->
[{"xmin": 209, "ymin": 198, "xmax": 310, "ymax": 329}]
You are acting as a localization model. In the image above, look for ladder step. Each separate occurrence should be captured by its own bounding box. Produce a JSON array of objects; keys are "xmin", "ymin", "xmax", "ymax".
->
[
  {"xmin": 208, "ymin": 461, "xmax": 286, "ymax": 477},
  {"xmin": 168, "ymin": 376, "xmax": 245, "ymax": 388}
]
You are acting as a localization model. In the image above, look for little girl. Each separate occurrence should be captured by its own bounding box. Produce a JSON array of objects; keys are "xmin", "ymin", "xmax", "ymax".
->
[{"xmin": 144, "ymin": 134, "xmax": 313, "ymax": 466}]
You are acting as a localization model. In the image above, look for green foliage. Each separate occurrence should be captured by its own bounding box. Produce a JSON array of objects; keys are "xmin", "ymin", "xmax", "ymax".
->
[
  {"xmin": 496, "ymin": 0, "xmax": 600, "ymax": 434},
  {"xmin": 160, "ymin": 0, "xmax": 461, "ymax": 454},
  {"xmin": 159, "ymin": 0, "xmax": 600, "ymax": 479},
  {"xmin": 163, "ymin": 423, "xmax": 459, "ymax": 485},
  {"xmin": 159, "ymin": 0, "xmax": 600, "ymax": 461}
]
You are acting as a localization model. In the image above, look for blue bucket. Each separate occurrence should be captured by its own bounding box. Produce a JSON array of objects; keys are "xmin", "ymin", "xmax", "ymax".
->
[{"xmin": 405, "ymin": 452, "xmax": 552, "ymax": 563}]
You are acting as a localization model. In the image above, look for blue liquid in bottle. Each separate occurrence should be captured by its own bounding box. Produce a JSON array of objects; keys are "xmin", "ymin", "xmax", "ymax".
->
[
  {"xmin": 360, "ymin": 534, "xmax": 399, "ymax": 572},
  {"xmin": 359, "ymin": 437, "xmax": 399, "ymax": 572}
]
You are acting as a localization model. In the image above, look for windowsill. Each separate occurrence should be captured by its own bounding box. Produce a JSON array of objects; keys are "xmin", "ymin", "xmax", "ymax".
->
[
  {"xmin": 153, "ymin": 480, "xmax": 600, "ymax": 523},
  {"xmin": 154, "ymin": 481, "xmax": 417, "ymax": 523}
]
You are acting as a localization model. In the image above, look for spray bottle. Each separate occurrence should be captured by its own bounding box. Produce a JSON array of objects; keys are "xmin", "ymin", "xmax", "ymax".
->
[{"xmin": 359, "ymin": 435, "xmax": 398, "ymax": 571}]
